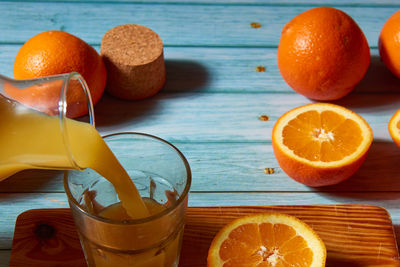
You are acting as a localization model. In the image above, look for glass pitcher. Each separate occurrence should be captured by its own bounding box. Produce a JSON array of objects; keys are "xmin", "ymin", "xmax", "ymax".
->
[{"xmin": 0, "ymin": 72, "xmax": 94, "ymax": 181}]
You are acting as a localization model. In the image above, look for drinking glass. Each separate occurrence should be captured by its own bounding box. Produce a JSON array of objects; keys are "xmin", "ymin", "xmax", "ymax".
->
[
  {"xmin": 0, "ymin": 72, "xmax": 94, "ymax": 181},
  {"xmin": 64, "ymin": 132, "xmax": 192, "ymax": 267}
]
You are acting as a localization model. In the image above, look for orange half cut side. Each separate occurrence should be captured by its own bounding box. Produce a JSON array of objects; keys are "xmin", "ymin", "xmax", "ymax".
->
[
  {"xmin": 272, "ymin": 103, "xmax": 373, "ymax": 187},
  {"xmin": 207, "ymin": 213, "xmax": 326, "ymax": 267}
]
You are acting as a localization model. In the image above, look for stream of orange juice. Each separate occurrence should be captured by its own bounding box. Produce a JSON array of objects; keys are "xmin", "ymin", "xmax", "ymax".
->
[{"xmin": 0, "ymin": 95, "xmax": 148, "ymax": 219}]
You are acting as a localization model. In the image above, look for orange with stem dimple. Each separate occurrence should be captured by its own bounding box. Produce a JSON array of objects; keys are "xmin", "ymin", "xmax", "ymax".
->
[
  {"xmin": 272, "ymin": 103, "xmax": 373, "ymax": 187},
  {"xmin": 277, "ymin": 7, "xmax": 370, "ymax": 100},
  {"xmin": 207, "ymin": 213, "xmax": 326, "ymax": 267}
]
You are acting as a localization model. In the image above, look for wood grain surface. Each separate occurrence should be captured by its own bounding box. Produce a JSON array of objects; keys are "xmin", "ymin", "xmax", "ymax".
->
[
  {"xmin": 10, "ymin": 209, "xmax": 85, "ymax": 267},
  {"xmin": 9, "ymin": 205, "xmax": 400, "ymax": 267},
  {"xmin": 0, "ymin": 3, "xmax": 394, "ymax": 47}
]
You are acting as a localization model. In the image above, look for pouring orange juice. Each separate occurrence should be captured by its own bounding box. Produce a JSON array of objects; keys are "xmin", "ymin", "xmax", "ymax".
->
[
  {"xmin": 65, "ymin": 131, "xmax": 190, "ymax": 267},
  {"xmin": 0, "ymin": 73, "xmax": 191, "ymax": 266}
]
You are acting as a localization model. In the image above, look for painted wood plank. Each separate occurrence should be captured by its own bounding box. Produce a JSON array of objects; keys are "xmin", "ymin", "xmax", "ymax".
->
[
  {"xmin": 92, "ymin": 92, "xmax": 398, "ymax": 142},
  {"xmin": 1, "ymin": 46, "xmax": 399, "ymax": 94},
  {"xmin": 0, "ymin": 3, "xmax": 396, "ymax": 47},
  {"xmin": 0, "ymin": 0, "xmax": 399, "ymax": 5},
  {"xmin": 1, "ymin": 139, "xmax": 400, "ymax": 193},
  {"xmin": 163, "ymin": 48, "xmax": 400, "ymax": 94},
  {"xmin": 1, "ymin": 192, "xmax": 400, "ymax": 250}
]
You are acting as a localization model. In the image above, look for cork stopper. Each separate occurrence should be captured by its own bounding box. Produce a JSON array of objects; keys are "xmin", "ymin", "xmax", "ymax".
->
[{"xmin": 100, "ymin": 24, "xmax": 166, "ymax": 100}]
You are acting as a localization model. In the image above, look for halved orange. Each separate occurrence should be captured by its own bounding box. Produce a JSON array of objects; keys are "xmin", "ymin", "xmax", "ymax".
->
[
  {"xmin": 388, "ymin": 108, "xmax": 400, "ymax": 148},
  {"xmin": 207, "ymin": 213, "xmax": 326, "ymax": 267},
  {"xmin": 272, "ymin": 103, "xmax": 373, "ymax": 187}
]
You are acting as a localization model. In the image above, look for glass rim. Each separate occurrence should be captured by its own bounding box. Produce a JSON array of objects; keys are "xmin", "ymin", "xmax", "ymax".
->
[
  {"xmin": 59, "ymin": 72, "xmax": 95, "ymax": 170},
  {"xmin": 59, "ymin": 72, "xmax": 95, "ymax": 126},
  {"xmin": 63, "ymin": 131, "xmax": 192, "ymax": 225}
]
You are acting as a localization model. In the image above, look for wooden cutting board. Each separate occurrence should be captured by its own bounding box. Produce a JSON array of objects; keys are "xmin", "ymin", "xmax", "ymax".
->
[{"xmin": 10, "ymin": 205, "xmax": 400, "ymax": 267}]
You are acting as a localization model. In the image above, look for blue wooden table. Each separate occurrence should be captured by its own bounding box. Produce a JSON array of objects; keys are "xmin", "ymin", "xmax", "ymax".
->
[{"xmin": 1, "ymin": 0, "xmax": 400, "ymax": 265}]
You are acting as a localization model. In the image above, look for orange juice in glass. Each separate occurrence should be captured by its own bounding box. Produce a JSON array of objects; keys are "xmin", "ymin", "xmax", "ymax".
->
[{"xmin": 64, "ymin": 132, "xmax": 191, "ymax": 267}]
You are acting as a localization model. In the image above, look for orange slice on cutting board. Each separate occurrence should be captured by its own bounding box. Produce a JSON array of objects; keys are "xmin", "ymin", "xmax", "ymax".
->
[
  {"xmin": 272, "ymin": 103, "xmax": 373, "ymax": 187},
  {"xmin": 207, "ymin": 213, "xmax": 326, "ymax": 267},
  {"xmin": 389, "ymin": 108, "xmax": 400, "ymax": 148}
]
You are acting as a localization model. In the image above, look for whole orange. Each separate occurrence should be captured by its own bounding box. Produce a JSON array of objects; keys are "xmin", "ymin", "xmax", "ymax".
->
[
  {"xmin": 277, "ymin": 7, "xmax": 370, "ymax": 100},
  {"xmin": 379, "ymin": 10, "xmax": 400, "ymax": 79},
  {"xmin": 13, "ymin": 30, "xmax": 106, "ymax": 118}
]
